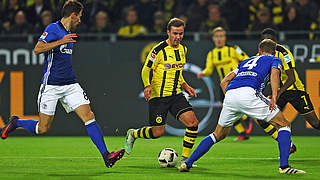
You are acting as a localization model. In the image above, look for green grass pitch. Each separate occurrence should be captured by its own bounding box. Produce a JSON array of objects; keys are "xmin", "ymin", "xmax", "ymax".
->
[{"xmin": 0, "ymin": 136, "xmax": 319, "ymax": 180}]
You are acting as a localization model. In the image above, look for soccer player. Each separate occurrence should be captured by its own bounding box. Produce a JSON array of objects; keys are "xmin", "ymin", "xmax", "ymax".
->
[
  {"xmin": 124, "ymin": 18, "xmax": 199, "ymax": 164},
  {"xmin": 197, "ymin": 27, "xmax": 252, "ymax": 141},
  {"xmin": 257, "ymin": 28, "xmax": 320, "ymax": 148},
  {"xmin": 178, "ymin": 39, "xmax": 306, "ymax": 174},
  {"xmin": 0, "ymin": 0, "xmax": 124, "ymax": 168}
]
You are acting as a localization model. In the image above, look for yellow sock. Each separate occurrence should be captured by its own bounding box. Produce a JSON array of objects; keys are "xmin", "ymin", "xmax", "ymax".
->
[
  {"xmin": 182, "ymin": 127, "xmax": 198, "ymax": 158},
  {"xmin": 133, "ymin": 127, "xmax": 156, "ymax": 139}
]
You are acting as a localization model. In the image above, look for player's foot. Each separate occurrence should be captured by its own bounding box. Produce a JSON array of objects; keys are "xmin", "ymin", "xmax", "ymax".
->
[
  {"xmin": 103, "ymin": 149, "xmax": 125, "ymax": 168},
  {"xmin": 178, "ymin": 162, "xmax": 191, "ymax": 172},
  {"xmin": 290, "ymin": 144, "xmax": 297, "ymax": 155},
  {"xmin": 1, "ymin": 116, "xmax": 19, "ymax": 140},
  {"xmin": 245, "ymin": 120, "xmax": 253, "ymax": 134},
  {"xmin": 124, "ymin": 129, "xmax": 136, "ymax": 155},
  {"xmin": 233, "ymin": 135, "xmax": 249, "ymax": 141},
  {"xmin": 179, "ymin": 156, "xmax": 197, "ymax": 167},
  {"xmin": 279, "ymin": 167, "xmax": 306, "ymax": 174}
]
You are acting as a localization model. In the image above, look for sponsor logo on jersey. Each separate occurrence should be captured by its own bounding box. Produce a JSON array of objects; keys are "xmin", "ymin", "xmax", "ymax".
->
[
  {"xmin": 60, "ymin": 44, "xmax": 73, "ymax": 54},
  {"xmin": 164, "ymin": 63, "xmax": 171, "ymax": 69},
  {"xmin": 236, "ymin": 71, "xmax": 257, "ymax": 77},
  {"xmin": 149, "ymin": 53, "xmax": 156, "ymax": 62},
  {"xmin": 40, "ymin": 32, "xmax": 48, "ymax": 39},
  {"xmin": 284, "ymin": 54, "xmax": 292, "ymax": 63}
]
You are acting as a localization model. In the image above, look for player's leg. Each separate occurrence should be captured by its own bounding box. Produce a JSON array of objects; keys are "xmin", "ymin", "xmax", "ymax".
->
[
  {"xmin": 179, "ymin": 125, "xmax": 232, "ymax": 172},
  {"xmin": 125, "ymin": 97, "xmax": 169, "ymax": 154},
  {"xmin": 292, "ymin": 90, "xmax": 320, "ymax": 130},
  {"xmin": 168, "ymin": 94, "xmax": 198, "ymax": 161},
  {"xmin": 269, "ymin": 112, "xmax": 305, "ymax": 173},
  {"xmin": 178, "ymin": 111, "xmax": 198, "ymax": 162},
  {"xmin": 1, "ymin": 85, "xmax": 57, "ymax": 139},
  {"xmin": 233, "ymin": 118, "xmax": 249, "ymax": 141}
]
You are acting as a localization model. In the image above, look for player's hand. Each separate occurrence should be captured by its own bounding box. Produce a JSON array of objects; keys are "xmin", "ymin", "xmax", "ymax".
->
[
  {"xmin": 60, "ymin": 33, "xmax": 77, "ymax": 44},
  {"xmin": 144, "ymin": 85, "xmax": 152, "ymax": 101},
  {"xmin": 182, "ymin": 83, "xmax": 197, "ymax": 98},
  {"xmin": 269, "ymin": 95, "xmax": 277, "ymax": 112},
  {"xmin": 197, "ymin": 72, "xmax": 204, "ymax": 79}
]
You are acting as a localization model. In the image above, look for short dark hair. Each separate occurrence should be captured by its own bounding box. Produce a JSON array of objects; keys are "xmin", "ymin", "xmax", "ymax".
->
[
  {"xmin": 261, "ymin": 28, "xmax": 277, "ymax": 41},
  {"xmin": 259, "ymin": 39, "xmax": 276, "ymax": 54},
  {"xmin": 62, "ymin": 0, "xmax": 83, "ymax": 18},
  {"xmin": 167, "ymin": 18, "xmax": 185, "ymax": 31}
]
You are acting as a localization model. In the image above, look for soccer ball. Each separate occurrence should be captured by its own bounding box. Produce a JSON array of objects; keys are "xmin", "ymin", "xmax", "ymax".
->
[{"xmin": 158, "ymin": 148, "xmax": 179, "ymax": 168}]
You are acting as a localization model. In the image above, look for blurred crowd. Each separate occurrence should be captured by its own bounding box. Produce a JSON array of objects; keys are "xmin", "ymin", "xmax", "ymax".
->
[{"xmin": 0, "ymin": 0, "xmax": 320, "ymax": 40}]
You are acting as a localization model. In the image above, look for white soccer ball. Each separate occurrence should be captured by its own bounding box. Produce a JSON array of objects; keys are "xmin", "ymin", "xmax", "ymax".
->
[{"xmin": 158, "ymin": 148, "xmax": 179, "ymax": 168}]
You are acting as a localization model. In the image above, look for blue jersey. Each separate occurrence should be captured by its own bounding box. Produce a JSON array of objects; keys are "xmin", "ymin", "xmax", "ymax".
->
[
  {"xmin": 226, "ymin": 55, "xmax": 283, "ymax": 92},
  {"xmin": 39, "ymin": 21, "xmax": 76, "ymax": 85}
]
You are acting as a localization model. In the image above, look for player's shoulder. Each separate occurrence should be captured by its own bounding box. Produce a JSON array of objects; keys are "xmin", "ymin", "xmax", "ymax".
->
[
  {"xmin": 152, "ymin": 41, "xmax": 169, "ymax": 54},
  {"xmin": 45, "ymin": 22, "xmax": 60, "ymax": 31},
  {"xmin": 276, "ymin": 44, "xmax": 291, "ymax": 55}
]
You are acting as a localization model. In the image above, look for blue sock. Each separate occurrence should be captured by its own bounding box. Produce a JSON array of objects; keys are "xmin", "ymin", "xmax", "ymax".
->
[
  {"xmin": 186, "ymin": 133, "xmax": 218, "ymax": 167},
  {"xmin": 85, "ymin": 120, "xmax": 108, "ymax": 156},
  {"xmin": 16, "ymin": 119, "xmax": 38, "ymax": 134},
  {"xmin": 278, "ymin": 127, "xmax": 291, "ymax": 168}
]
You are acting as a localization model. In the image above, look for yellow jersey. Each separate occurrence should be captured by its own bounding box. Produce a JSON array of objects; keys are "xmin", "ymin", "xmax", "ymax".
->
[
  {"xmin": 202, "ymin": 45, "xmax": 248, "ymax": 81},
  {"xmin": 141, "ymin": 40, "xmax": 187, "ymax": 100},
  {"xmin": 275, "ymin": 44, "xmax": 305, "ymax": 91}
]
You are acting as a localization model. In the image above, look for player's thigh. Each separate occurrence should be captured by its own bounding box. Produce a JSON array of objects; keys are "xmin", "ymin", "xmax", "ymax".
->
[
  {"xmin": 277, "ymin": 91, "xmax": 290, "ymax": 110},
  {"xmin": 269, "ymin": 111, "xmax": 290, "ymax": 129},
  {"xmin": 148, "ymin": 97, "xmax": 169, "ymax": 126},
  {"xmin": 169, "ymin": 94, "xmax": 193, "ymax": 121},
  {"xmin": 218, "ymin": 105, "xmax": 243, "ymax": 127},
  {"xmin": 60, "ymin": 83, "xmax": 90, "ymax": 114},
  {"xmin": 241, "ymin": 92, "xmax": 279, "ymax": 122},
  {"xmin": 37, "ymin": 84, "xmax": 60, "ymax": 116},
  {"xmin": 287, "ymin": 90, "xmax": 314, "ymax": 115}
]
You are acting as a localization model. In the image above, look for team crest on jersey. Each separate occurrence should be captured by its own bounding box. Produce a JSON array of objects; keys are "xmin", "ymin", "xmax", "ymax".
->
[
  {"xmin": 149, "ymin": 53, "xmax": 156, "ymax": 62},
  {"xmin": 40, "ymin": 32, "xmax": 48, "ymax": 39}
]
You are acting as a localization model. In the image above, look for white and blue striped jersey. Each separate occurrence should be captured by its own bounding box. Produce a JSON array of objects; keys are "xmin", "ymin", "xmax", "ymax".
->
[
  {"xmin": 226, "ymin": 55, "xmax": 283, "ymax": 93},
  {"xmin": 39, "ymin": 21, "xmax": 76, "ymax": 85}
]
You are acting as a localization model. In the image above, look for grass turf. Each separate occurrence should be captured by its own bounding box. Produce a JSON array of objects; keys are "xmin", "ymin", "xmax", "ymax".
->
[{"xmin": 0, "ymin": 136, "xmax": 319, "ymax": 180}]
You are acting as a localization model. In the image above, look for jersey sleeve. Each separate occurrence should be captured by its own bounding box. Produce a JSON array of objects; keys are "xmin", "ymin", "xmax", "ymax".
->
[
  {"xmin": 277, "ymin": 45, "xmax": 295, "ymax": 71},
  {"xmin": 271, "ymin": 57, "xmax": 283, "ymax": 72},
  {"xmin": 202, "ymin": 51, "xmax": 215, "ymax": 76},
  {"xmin": 233, "ymin": 45, "xmax": 249, "ymax": 62},
  {"xmin": 39, "ymin": 24, "xmax": 58, "ymax": 43},
  {"xmin": 141, "ymin": 46, "xmax": 161, "ymax": 87}
]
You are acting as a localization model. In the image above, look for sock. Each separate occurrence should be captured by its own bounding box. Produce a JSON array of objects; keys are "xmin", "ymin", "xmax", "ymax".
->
[
  {"xmin": 234, "ymin": 120, "xmax": 246, "ymax": 136},
  {"xmin": 278, "ymin": 126, "xmax": 291, "ymax": 168},
  {"xmin": 16, "ymin": 119, "xmax": 38, "ymax": 134},
  {"xmin": 186, "ymin": 133, "xmax": 218, "ymax": 167},
  {"xmin": 182, "ymin": 126, "xmax": 198, "ymax": 158},
  {"xmin": 134, "ymin": 127, "xmax": 157, "ymax": 139},
  {"xmin": 258, "ymin": 120, "xmax": 278, "ymax": 140},
  {"xmin": 85, "ymin": 119, "xmax": 108, "ymax": 156}
]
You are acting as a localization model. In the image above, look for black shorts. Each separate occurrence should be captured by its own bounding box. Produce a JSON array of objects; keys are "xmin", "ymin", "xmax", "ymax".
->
[
  {"xmin": 277, "ymin": 90, "xmax": 314, "ymax": 114},
  {"xmin": 148, "ymin": 93, "xmax": 193, "ymax": 126}
]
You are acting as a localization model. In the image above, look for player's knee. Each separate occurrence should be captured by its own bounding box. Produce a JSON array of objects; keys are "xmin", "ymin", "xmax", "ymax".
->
[
  {"xmin": 83, "ymin": 111, "xmax": 95, "ymax": 122},
  {"xmin": 186, "ymin": 119, "xmax": 198, "ymax": 127},
  {"xmin": 38, "ymin": 124, "xmax": 50, "ymax": 134},
  {"xmin": 152, "ymin": 126, "xmax": 165, "ymax": 137}
]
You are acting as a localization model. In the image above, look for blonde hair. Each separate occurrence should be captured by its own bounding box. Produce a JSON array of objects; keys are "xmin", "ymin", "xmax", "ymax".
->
[{"xmin": 212, "ymin": 26, "xmax": 225, "ymax": 35}]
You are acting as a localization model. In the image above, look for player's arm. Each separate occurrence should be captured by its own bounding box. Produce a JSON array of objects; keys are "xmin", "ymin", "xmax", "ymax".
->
[
  {"xmin": 220, "ymin": 69, "xmax": 237, "ymax": 94},
  {"xmin": 277, "ymin": 47, "xmax": 296, "ymax": 96},
  {"xmin": 34, "ymin": 34, "xmax": 77, "ymax": 55},
  {"xmin": 269, "ymin": 67, "xmax": 281, "ymax": 111},
  {"xmin": 197, "ymin": 51, "xmax": 214, "ymax": 78},
  {"xmin": 141, "ymin": 49, "xmax": 158, "ymax": 100}
]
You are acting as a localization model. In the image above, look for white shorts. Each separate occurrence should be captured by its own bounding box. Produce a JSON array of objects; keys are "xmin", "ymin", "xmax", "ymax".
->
[
  {"xmin": 218, "ymin": 87, "xmax": 279, "ymax": 127},
  {"xmin": 37, "ymin": 83, "xmax": 90, "ymax": 115}
]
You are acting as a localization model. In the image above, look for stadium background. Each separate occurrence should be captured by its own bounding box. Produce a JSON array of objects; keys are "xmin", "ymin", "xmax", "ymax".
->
[{"xmin": 0, "ymin": 0, "xmax": 319, "ymax": 136}]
